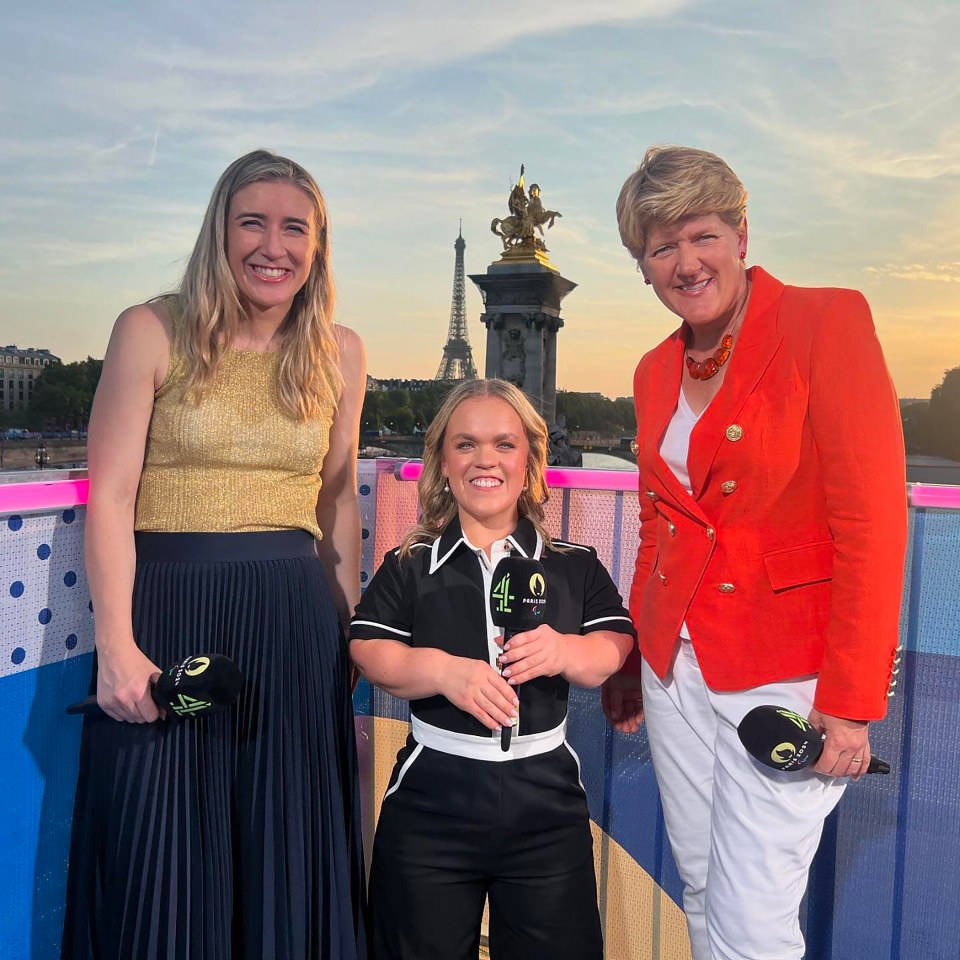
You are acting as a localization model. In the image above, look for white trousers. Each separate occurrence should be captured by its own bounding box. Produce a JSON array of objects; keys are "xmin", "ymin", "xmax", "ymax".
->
[{"xmin": 641, "ymin": 641, "xmax": 846, "ymax": 960}]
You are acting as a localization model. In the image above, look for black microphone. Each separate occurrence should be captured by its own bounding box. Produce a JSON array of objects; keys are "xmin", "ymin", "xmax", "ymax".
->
[
  {"xmin": 737, "ymin": 704, "xmax": 890, "ymax": 775},
  {"xmin": 67, "ymin": 653, "xmax": 243, "ymax": 720},
  {"xmin": 490, "ymin": 554, "xmax": 549, "ymax": 751}
]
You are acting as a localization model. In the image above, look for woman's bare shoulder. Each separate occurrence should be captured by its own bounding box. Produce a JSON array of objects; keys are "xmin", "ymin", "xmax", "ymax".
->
[
  {"xmin": 334, "ymin": 324, "xmax": 366, "ymax": 375},
  {"xmin": 112, "ymin": 299, "xmax": 175, "ymax": 346},
  {"xmin": 105, "ymin": 300, "xmax": 176, "ymax": 388}
]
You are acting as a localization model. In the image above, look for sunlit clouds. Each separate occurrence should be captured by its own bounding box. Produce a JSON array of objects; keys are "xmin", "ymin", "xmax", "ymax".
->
[{"xmin": 1, "ymin": 0, "xmax": 957, "ymax": 399}]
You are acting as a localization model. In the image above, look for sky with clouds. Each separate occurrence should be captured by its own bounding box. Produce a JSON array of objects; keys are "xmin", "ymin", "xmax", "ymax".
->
[{"xmin": 1, "ymin": 0, "xmax": 957, "ymax": 398}]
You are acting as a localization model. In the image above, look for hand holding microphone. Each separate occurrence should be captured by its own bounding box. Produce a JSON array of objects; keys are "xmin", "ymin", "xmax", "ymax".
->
[
  {"xmin": 737, "ymin": 705, "xmax": 890, "ymax": 776},
  {"xmin": 489, "ymin": 554, "xmax": 550, "ymax": 752},
  {"xmin": 68, "ymin": 653, "xmax": 243, "ymax": 722}
]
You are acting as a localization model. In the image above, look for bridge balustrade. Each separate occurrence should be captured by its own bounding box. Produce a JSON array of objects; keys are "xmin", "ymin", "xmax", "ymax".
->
[{"xmin": 1, "ymin": 463, "xmax": 958, "ymax": 959}]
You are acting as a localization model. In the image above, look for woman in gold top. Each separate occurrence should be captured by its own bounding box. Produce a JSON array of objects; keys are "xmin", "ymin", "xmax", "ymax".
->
[{"xmin": 62, "ymin": 151, "xmax": 368, "ymax": 959}]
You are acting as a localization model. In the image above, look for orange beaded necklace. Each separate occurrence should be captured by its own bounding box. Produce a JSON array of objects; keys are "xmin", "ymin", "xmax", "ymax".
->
[{"xmin": 685, "ymin": 334, "xmax": 733, "ymax": 381}]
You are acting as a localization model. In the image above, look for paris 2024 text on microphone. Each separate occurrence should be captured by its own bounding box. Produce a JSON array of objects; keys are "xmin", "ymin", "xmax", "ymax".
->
[
  {"xmin": 737, "ymin": 704, "xmax": 890, "ymax": 775},
  {"xmin": 66, "ymin": 653, "xmax": 243, "ymax": 720},
  {"xmin": 489, "ymin": 554, "xmax": 549, "ymax": 752}
]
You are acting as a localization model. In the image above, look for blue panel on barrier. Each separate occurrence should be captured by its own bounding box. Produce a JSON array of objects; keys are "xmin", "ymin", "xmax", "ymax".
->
[
  {"xmin": 913, "ymin": 510, "xmax": 960, "ymax": 657},
  {"xmin": 567, "ymin": 686, "xmax": 685, "ymax": 907},
  {"xmin": 0, "ymin": 654, "xmax": 91, "ymax": 960}
]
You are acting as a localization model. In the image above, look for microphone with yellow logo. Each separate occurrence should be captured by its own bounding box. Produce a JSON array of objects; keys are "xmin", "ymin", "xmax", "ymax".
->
[
  {"xmin": 66, "ymin": 653, "xmax": 243, "ymax": 720},
  {"xmin": 737, "ymin": 705, "xmax": 890, "ymax": 775},
  {"xmin": 490, "ymin": 555, "xmax": 549, "ymax": 752}
]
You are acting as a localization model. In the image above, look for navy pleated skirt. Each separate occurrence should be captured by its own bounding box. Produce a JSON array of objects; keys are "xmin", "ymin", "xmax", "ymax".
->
[{"xmin": 62, "ymin": 531, "xmax": 369, "ymax": 960}]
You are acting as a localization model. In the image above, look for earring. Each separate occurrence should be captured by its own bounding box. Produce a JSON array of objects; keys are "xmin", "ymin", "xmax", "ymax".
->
[
  {"xmin": 443, "ymin": 481, "xmax": 449, "ymax": 493},
  {"xmin": 644, "ymin": 278, "xmax": 651, "ymax": 285},
  {"xmin": 739, "ymin": 251, "xmax": 746, "ymax": 261}
]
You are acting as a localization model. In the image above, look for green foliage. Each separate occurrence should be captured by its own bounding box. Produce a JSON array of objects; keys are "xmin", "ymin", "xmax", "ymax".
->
[
  {"xmin": 361, "ymin": 382, "xmax": 456, "ymax": 434},
  {"xmin": 899, "ymin": 399, "xmax": 930, "ymax": 455},
  {"xmin": 0, "ymin": 407, "xmax": 31, "ymax": 430},
  {"xmin": 27, "ymin": 358, "xmax": 102, "ymax": 430},
  {"xmin": 899, "ymin": 365, "xmax": 960, "ymax": 460},
  {"xmin": 925, "ymin": 366, "xmax": 960, "ymax": 461},
  {"xmin": 556, "ymin": 392, "xmax": 636, "ymax": 435},
  {"xmin": 360, "ymin": 383, "xmax": 635, "ymax": 439}
]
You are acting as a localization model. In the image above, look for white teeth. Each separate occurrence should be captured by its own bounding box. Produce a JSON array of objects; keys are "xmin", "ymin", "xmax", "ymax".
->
[
  {"xmin": 252, "ymin": 266, "xmax": 288, "ymax": 279},
  {"xmin": 471, "ymin": 478, "xmax": 502, "ymax": 488},
  {"xmin": 681, "ymin": 279, "xmax": 711, "ymax": 292}
]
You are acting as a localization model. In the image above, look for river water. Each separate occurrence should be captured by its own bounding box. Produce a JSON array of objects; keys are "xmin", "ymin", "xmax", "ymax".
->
[{"xmin": 580, "ymin": 452, "xmax": 638, "ymax": 471}]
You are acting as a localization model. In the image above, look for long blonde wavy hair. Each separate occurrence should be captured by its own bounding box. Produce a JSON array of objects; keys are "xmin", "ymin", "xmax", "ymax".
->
[
  {"xmin": 400, "ymin": 379, "xmax": 553, "ymax": 557},
  {"xmin": 176, "ymin": 149, "xmax": 341, "ymax": 419}
]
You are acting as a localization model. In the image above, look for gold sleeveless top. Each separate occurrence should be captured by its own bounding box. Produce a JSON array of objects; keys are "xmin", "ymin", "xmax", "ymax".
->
[{"xmin": 134, "ymin": 313, "xmax": 332, "ymax": 540}]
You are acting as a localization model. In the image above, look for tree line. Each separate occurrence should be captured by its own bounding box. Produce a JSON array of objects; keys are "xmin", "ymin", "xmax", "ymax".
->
[
  {"xmin": 1, "ymin": 358, "xmax": 103, "ymax": 433},
  {"xmin": 4, "ymin": 358, "xmax": 958, "ymax": 464},
  {"xmin": 360, "ymin": 385, "xmax": 638, "ymax": 437},
  {"xmin": 901, "ymin": 366, "xmax": 960, "ymax": 462}
]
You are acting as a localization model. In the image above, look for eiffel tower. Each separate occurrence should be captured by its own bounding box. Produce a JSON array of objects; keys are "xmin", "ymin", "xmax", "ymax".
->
[{"xmin": 435, "ymin": 224, "xmax": 478, "ymax": 381}]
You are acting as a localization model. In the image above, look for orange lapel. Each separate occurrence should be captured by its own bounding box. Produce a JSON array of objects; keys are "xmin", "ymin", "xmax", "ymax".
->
[
  {"xmin": 637, "ymin": 332, "xmax": 707, "ymax": 515},
  {"xmin": 687, "ymin": 267, "xmax": 785, "ymax": 499}
]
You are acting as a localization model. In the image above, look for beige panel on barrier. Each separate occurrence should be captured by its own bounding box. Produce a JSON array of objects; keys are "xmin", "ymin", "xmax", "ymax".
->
[{"xmin": 364, "ymin": 717, "xmax": 691, "ymax": 960}]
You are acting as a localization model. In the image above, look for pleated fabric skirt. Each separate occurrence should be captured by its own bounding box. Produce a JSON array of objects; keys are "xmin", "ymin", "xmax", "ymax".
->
[{"xmin": 62, "ymin": 531, "xmax": 369, "ymax": 960}]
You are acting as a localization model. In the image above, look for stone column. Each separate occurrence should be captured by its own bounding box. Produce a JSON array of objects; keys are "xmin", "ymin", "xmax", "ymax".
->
[{"xmin": 470, "ymin": 261, "xmax": 578, "ymax": 464}]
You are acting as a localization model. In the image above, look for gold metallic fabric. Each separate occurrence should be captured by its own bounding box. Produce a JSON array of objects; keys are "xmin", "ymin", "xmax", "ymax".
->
[{"xmin": 135, "ymin": 349, "xmax": 331, "ymax": 540}]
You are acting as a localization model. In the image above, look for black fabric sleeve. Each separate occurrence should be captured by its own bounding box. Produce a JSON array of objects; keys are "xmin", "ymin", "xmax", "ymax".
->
[
  {"xmin": 579, "ymin": 549, "xmax": 636, "ymax": 637},
  {"xmin": 349, "ymin": 549, "xmax": 415, "ymax": 643}
]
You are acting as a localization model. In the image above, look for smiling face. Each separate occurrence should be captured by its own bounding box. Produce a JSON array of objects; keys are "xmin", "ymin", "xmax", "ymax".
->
[
  {"xmin": 441, "ymin": 396, "xmax": 530, "ymax": 543},
  {"xmin": 642, "ymin": 213, "xmax": 749, "ymax": 337},
  {"xmin": 226, "ymin": 180, "xmax": 319, "ymax": 319}
]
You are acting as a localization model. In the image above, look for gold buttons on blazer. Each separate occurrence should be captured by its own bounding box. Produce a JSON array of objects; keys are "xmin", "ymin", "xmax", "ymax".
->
[
  {"xmin": 725, "ymin": 424, "xmax": 744, "ymax": 442},
  {"xmin": 658, "ymin": 571, "xmax": 668, "ymax": 585},
  {"xmin": 887, "ymin": 644, "xmax": 904, "ymax": 698},
  {"xmin": 667, "ymin": 521, "xmax": 677, "ymax": 537},
  {"xmin": 720, "ymin": 480, "xmax": 738, "ymax": 494},
  {"xmin": 705, "ymin": 527, "xmax": 716, "ymax": 541},
  {"xmin": 645, "ymin": 490, "xmax": 659, "ymax": 501},
  {"xmin": 718, "ymin": 582, "xmax": 736, "ymax": 594}
]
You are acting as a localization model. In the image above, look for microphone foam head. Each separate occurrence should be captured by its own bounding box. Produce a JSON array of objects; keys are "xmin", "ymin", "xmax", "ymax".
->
[
  {"xmin": 737, "ymin": 704, "xmax": 824, "ymax": 772},
  {"xmin": 154, "ymin": 654, "xmax": 243, "ymax": 718},
  {"xmin": 490, "ymin": 556, "xmax": 549, "ymax": 631}
]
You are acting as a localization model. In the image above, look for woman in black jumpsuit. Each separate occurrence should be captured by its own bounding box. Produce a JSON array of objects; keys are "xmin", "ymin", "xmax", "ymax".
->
[{"xmin": 351, "ymin": 379, "xmax": 634, "ymax": 960}]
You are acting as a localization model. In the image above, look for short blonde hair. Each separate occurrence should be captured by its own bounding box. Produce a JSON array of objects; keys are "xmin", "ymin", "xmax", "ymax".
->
[
  {"xmin": 616, "ymin": 145, "xmax": 748, "ymax": 262},
  {"xmin": 399, "ymin": 379, "xmax": 552, "ymax": 557}
]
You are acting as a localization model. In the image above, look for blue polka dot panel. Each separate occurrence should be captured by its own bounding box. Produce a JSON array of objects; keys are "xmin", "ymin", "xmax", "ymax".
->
[
  {"xmin": 0, "ymin": 505, "xmax": 94, "ymax": 677},
  {"xmin": 357, "ymin": 460, "xmax": 379, "ymax": 592}
]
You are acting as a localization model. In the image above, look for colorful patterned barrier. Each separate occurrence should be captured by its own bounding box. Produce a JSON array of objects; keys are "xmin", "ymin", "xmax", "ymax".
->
[{"xmin": 1, "ymin": 464, "xmax": 958, "ymax": 959}]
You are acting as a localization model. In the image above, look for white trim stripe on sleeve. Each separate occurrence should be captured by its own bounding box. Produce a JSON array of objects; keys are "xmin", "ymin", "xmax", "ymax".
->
[
  {"xmin": 351, "ymin": 620, "xmax": 413, "ymax": 638},
  {"xmin": 581, "ymin": 615, "xmax": 634, "ymax": 628}
]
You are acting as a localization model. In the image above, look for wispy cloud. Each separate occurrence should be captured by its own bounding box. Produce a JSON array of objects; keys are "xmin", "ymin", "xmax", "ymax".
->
[
  {"xmin": 1, "ymin": 0, "xmax": 958, "ymax": 398},
  {"xmin": 866, "ymin": 263, "xmax": 960, "ymax": 284}
]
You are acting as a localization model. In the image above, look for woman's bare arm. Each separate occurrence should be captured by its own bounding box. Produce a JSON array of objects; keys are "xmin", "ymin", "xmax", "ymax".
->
[
  {"xmin": 315, "ymin": 326, "xmax": 365, "ymax": 631},
  {"xmin": 85, "ymin": 303, "xmax": 169, "ymax": 722}
]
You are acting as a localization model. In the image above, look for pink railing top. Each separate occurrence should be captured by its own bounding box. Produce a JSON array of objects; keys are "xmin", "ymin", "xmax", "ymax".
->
[
  {"xmin": 394, "ymin": 459, "xmax": 641, "ymax": 492},
  {"xmin": 0, "ymin": 466, "xmax": 958, "ymax": 512}
]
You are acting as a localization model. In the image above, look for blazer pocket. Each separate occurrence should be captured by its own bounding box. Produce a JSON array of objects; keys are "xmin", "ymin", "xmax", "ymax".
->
[{"xmin": 763, "ymin": 539, "xmax": 834, "ymax": 593}]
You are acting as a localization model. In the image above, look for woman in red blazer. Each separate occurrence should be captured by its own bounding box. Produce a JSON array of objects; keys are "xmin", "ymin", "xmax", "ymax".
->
[{"xmin": 602, "ymin": 146, "xmax": 907, "ymax": 960}]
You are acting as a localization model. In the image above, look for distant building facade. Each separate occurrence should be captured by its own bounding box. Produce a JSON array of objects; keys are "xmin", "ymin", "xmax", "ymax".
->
[
  {"xmin": 367, "ymin": 377, "xmax": 436, "ymax": 393},
  {"xmin": 1, "ymin": 346, "xmax": 59, "ymax": 411}
]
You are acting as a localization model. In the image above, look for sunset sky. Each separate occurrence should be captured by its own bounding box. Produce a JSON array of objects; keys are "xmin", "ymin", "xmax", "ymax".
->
[{"xmin": 1, "ymin": 0, "xmax": 957, "ymax": 399}]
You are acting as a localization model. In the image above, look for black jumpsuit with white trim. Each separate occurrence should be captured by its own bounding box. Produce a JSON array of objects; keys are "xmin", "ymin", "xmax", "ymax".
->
[{"xmin": 350, "ymin": 516, "xmax": 635, "ymax": 960}]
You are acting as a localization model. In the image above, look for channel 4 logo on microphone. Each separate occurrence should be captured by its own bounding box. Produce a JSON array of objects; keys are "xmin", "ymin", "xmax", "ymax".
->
[{"xmin": 492, "ymin": 573, "xmax": 514, "ymax": 613}]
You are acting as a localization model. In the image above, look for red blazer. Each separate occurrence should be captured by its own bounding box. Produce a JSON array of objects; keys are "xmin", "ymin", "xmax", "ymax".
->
[{"xmin": 624, "ymin": 267, "xmax": 907, "ymax": 721}]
